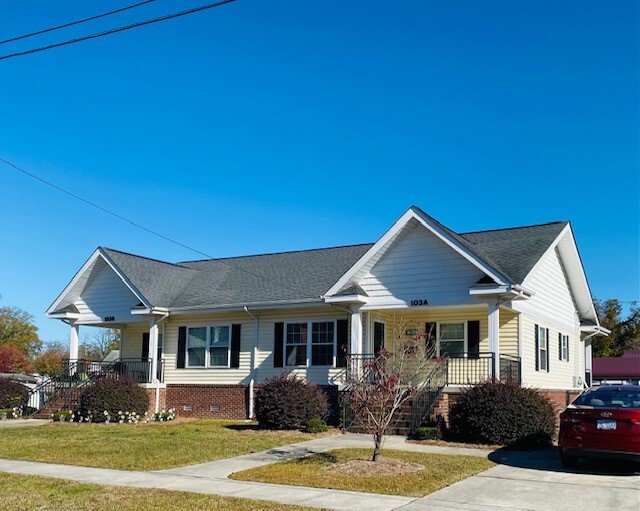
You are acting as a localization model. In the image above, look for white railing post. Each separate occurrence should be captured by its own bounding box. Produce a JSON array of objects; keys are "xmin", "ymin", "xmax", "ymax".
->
[
  {"xmin": 69, "ymin": 322, "xmax": 80, "ymax": 374},
  {"xmin": 488, "ymin": 303, "xmax": 500, "ymax": 380}
]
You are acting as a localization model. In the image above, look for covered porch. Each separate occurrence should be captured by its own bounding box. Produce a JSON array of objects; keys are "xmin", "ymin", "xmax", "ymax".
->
[{"xmin": 344, "ymin": 304, "xmax": 522, "ymax": 386}]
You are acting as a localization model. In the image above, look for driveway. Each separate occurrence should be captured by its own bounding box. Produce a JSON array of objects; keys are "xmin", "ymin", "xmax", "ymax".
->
[{"xmin": 400, "ymin": 448, "xmax": 640, "ymax": 511}]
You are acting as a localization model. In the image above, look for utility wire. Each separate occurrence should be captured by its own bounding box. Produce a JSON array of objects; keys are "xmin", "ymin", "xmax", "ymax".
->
[
  {"xmin": 0, "ymin": 0, "xmax": 237, "ymax": 62},
  {"xmin": 0, "ymin": 0, "xmax": 157, "ymax": 46},
  {"xmin": 0, "ymin": 156, "xmax": 320, "ymax": 299}
]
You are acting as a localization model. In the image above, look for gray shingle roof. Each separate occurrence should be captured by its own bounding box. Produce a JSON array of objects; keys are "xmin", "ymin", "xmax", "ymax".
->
[
  {"xmin": 460, "ymin": 221, "xmax": 568, "ymax": 283},
  {"xmin": 96, "ymin": 219, "xmax": 567, "ymax": 309}
]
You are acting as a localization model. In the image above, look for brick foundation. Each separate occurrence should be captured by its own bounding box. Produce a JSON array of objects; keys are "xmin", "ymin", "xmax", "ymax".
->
[
  {"xmin": 144, "ymin": 387, "xmax": 167, "ymax": 417},
  {"xmin": 164, "ymin": 384, "xmax": 249, "ymax": 419}
]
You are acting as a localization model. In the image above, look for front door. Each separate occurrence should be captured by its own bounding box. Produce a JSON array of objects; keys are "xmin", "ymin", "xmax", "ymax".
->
[{"xmin": 373, "ymin": 322, "xmax": 385, "ymax": 355}]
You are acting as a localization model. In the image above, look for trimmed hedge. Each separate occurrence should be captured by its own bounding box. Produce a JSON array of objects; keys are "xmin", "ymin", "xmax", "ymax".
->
[
  {"xmin": 0, "ymin": 378, "xmax": 29, "ymax": 409},
  {"xmin": 448, "ymin": 381, "xmax": 556, "ymax": 449},
  {"xmin": 255, "ymin": 374, "xmax": 329, "ymax": 430},
  {"xmin": 78, "ymin": 377, "xmax": 149, "ymax": 422}
]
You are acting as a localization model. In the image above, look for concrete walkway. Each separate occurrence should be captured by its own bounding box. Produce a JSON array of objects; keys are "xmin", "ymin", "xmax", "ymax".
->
[
  {"xmin": 1, "ymin": 433, "xmax": 638, "ymax": 510},
  {"xmin": 0, "ymin": 419, "xmax": 48, "ymax": 428}
]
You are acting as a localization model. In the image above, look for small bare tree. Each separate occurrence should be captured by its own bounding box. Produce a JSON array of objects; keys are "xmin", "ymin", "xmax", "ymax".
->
[
  {"xmin": 344, "ymin": 318, "xmax": 440, "ymax": 461},
  {"xmin": 80, "ymin": 328, "xmax": 121, "ymax": 361}
]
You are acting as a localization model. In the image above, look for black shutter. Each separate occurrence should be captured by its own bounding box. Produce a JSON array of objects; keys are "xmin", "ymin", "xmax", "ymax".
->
[
  {"xmin": 177, "ymin": 327, "xmax": 187, "ymax": 369},
  {"xmin": 230, "ymin": 324, "xmax": 241, "ymax": 368},
  {"xmin": 546, "ymin": 328, "xmax": 550, "ymax": 373},
  {"xmin": 425, "ymin": 322, "xmax": 437, "ymax": 356},
  {"xmin": 567, "ymin": 336, "xmax": 570, "ymax": 362},
  {"xmin": 467, "ymin": 321, "xmax": 480, "ymax": 359},
  {"xmin": 336, "ymin": 319, "xmax": 349, "ymax": 367},
  {"xmin": 558, "ymin": 332, "xmax": 562, "ymax": 361},
  {"xmin": 142, "ymin": 333, "xmax": 150, "ymax": 360},
  {"xmin": 274, "ymin": 322, "xmax": 284, "ymax": 368},
  {"xmin": 534, "ymin": 325, "xmax": 539, "ymax": 372}
]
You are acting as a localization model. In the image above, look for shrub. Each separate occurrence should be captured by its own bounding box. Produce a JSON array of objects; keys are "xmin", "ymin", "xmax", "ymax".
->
[
  {"xmin": 52, "ymin": 409, "xmax": 74, "ymax": 422},
  {"xmin": 413, "ymin": 426, "xmax": 437, "ymax": 440},
  {"xmin": 0, "ymin": 407, "xmax": 22, "ymax": 419},
  {"xmin": 154, "ymin": 408, "xmax": 176, "ymax": 422},
  {"xmin": 255, "ymin": 374, "xmax": 329, "ymax": 430},
  {"xmin": 448, "ymin": 381, "xmax": 556, "ymax": 449},
  {"xmin": 0, "ymin": 378, "xmax": 29, "ymax": 409},
  {"xmin": 78, "ymin": 377, "xmax": 149, "ymax": 422},
  {"xmin": 304, "ymin": 418, "xmax": 328, "ymax": 433}
]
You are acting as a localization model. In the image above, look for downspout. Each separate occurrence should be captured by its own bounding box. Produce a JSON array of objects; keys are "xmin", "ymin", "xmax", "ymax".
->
[{"xmin": 244, "ymin": 306, "xmax": 258, "ymax": 420}]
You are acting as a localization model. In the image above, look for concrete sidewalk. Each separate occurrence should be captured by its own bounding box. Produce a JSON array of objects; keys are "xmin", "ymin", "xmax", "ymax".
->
[{"xmin": 0, "ymin": 419, "xmax": 48, "ymax": 428}]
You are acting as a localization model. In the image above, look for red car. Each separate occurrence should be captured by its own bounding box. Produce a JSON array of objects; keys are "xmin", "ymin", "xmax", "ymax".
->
[{"xmin": 559, "ymin": 385, "xmax": 640, "ymax": 467}]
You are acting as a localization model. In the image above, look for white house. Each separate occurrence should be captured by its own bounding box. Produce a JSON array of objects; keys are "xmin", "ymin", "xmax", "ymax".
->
[{"xmin": 45, "ymin": 206, "xmax": 608, "ymax": 420}]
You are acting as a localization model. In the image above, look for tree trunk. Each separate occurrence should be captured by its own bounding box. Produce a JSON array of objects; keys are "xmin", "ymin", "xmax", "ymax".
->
[{"xmin": 372, "ymin": 433, "xmax": 382, "ymax": 462}]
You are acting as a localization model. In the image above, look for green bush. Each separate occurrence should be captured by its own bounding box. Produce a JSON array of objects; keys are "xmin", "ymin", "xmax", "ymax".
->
[
  {"xmin": 304, "ymin": 418, "xmax": 328, "ymax": 433},
  {"xmin": 448, "ymin": 381, "xmax": 556, "ymax": 449},
  {"xmin": 0, "ymin": 378, "xmax": 29, "ymax": 409},
  {"xmin": 78, "ymin": 377, "xmax": 149, "ymax": 422},
  {"xmin": 52, "ymin": 409, "xmax": 74, "ymax": 422},
  {"xmin": 413, "ymin": 426, "xmax": 437, "ymax": 440},
  {"xmin": 255, "ymin": 374, "xmax": 329, "ymax": 430},
  {"xmin": 0, "ymin": 407, "xmax": 20, "ymax": 419}
]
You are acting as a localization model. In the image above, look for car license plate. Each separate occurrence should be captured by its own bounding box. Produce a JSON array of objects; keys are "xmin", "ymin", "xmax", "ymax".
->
[{"xmin": 596, "ymin": 419, "xmax": 617, "ymax": 430}]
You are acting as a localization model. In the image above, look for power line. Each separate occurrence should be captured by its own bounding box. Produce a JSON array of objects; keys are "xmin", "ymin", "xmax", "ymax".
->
[
  {"xmin": 0, "ymin": 156, "xmax": 320, "ymax": 300},
  {"xmin": 0, "ymin": 0, "xmax": 157, "ymax": 46},
  {"xmin": 0, "ymin": 0, "xmax": 237, "ymax": 62}
]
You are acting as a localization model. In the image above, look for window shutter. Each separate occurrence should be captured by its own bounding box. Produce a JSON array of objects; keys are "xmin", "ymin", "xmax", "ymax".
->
[
  {"xmin": 558, "ymin": 332, "xmax": 562, "ymax": 361},
  {"xmin": 273, "ymin": 322, "xmax": 284, "ymax": 368},
  {"xmin": 177, "ymin": 327, "xmax": 187, "ymax": 369},
  {"xmin": 567, "ymin": 336, "xmax": 570, "ymax": 362},
  {"xmin": 142, "ymin": 333, "xmax": 149, "ymax": 360},
  {"xmin": 467, "ymin": 321, "xmax": 480, "ymax": 359},
  {"xmin": 534, "ymin": 325, "xmax": 539, "ymax": 372},
  {"xmin": 546, "ymin": 328, "xmax": 550, "ymax": 372},
  {"xmin": 336, "ymin": 319, "xmax": 349, "ymax": 367},
  {"xmin": 230, "ymin": 324, "xmax": 241, "ymax": 368},
  {"xmin": 425, "ymin": 322, "xmax": 437, "ymax": 356}
]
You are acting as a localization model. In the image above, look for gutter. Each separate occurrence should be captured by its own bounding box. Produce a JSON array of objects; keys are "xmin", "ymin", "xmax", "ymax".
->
[{"xmin": 244, "ymin": 306, "xmax": 259, "ymax": 420}]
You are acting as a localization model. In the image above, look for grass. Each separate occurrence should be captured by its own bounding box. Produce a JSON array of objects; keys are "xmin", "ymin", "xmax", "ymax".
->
[
  {"xmin": 230, "ymin": 448, "xmax": 494, "ymax": 497},
  {"xmin": 0, "ymin": 419, "xmax": 336, "ymax": 471},
  {"xmin": 0, "ymin": 473, "xmax": 324, "ymax": 511}
]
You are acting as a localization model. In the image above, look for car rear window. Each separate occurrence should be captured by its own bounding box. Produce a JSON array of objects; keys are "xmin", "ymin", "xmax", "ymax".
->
[{"xmin": 573, "ymin": 389, "xmax": 640, "ymax": 408}]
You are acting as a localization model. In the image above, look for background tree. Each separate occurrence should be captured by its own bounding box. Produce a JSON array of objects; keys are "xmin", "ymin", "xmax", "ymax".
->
[
  {"xmin": 0, "ymin": 306, "xmax": 42, "ymax": 359},
  {"xmin": 592, "ymin": 299, "xmax": 640, "ymax": 357},
  {"xmin": 0, "ymin": 345, "xmax": 33, "ymax": 373},
  {"xmin": 80, "ymin": 328, "xmax": 120, "ymax": 361},
  {"xmin": 33, "ymin": 342, "xmax": 68, "ymax": 376},
  {"xmin": 343, "ymin": 319, "xmax": 443, "ymax": 461}
]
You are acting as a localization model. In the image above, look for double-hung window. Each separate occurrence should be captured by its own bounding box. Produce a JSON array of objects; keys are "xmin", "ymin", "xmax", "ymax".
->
[
  {"xmin": 285, "ymin": 320, "xmax": 336, "ymax": 367},
  {"xmin": 438, "ymin": 322, "xmax": 466, "ymax": 357},
  {"xmin": 187, "ymin": 325, "xmax": 230, "ymax": 368},
  {"xmin": 560, "ymin": 334, "xmax": 569, "ymax": 362},
  {"xmin": 537, "ymin": 325, "xmax": 549, "ymax": 371}
]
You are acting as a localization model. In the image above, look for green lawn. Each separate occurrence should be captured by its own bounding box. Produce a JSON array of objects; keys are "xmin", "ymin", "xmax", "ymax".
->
[
  {"xmin": 0, "ymin": 473, "xmax": 324, "ymax": 511},
  {"xmin": 0, "ymin": 419, "xmax": 335, "ymax": 470},
  {"xmin": 230, "ymin": 448, "xmax": 494, "ymax": 497}
]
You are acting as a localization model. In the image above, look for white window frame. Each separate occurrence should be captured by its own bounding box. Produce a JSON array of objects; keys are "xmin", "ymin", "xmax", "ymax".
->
[
  {"xmin": 186, "ymin": 324, "xmax": 231, "ymax": 369},
  {"xmin": 561, "ymin": 334, "xmax": 569, "ymax": 362},
  {"xmin": 537, "ymin": 325, "xmax": 548, "ymax": 371},
  {"xmin": 436, "ymin": 321, "xmax": 467, "ymax": 358},
  {"xmin": 284, "ymin": 319, "xmax": 337, "ymax": 368}
]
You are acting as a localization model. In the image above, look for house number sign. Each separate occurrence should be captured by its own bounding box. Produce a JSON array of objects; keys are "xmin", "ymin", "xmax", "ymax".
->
[
  {"xmin": 103, "ymin": 316, "xmax": 115, "ymax": 322},
  {"xmin": 410, "ymin": 299, "xmax": 429, "ymax": 306}
]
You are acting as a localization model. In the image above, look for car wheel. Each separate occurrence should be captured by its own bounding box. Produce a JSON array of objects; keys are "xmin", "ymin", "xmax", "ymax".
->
[{"xmin": 560, "ymin": 451, "xmax": 578, "ymax": 468}]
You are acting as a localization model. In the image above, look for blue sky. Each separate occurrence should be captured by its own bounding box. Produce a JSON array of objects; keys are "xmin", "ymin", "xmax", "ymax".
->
[{"xmin": 0, "ymin": 1, "xmax": 638, "ymax": 343}]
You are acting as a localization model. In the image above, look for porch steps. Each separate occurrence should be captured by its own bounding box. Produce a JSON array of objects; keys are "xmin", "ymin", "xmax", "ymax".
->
[{"xmin": 343, "ymin": 399, "xmax": 427, "ymax": 437}]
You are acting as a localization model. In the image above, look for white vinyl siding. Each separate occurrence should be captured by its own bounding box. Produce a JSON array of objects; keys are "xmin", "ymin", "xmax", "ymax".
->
[
  {"xmin": 357, "ymin": 222, "xmax": 485, "ymax": 307},
  {"xmin": 73, "ymin": 258, "xmax": 145, "ymax": 324}
]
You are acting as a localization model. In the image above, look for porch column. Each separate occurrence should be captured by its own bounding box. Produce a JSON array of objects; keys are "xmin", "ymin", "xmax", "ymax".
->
[
  {"xmin": 350, "ymin": 306, "xmax": 363, "ymax": 355},
  {"xmin": 488, "ymin": 303, "xmax": 500, "ymax": 380},
  {"xmin": 149, "ymin": 319, "xmax": 159, "ymax": 383},
  {"xmin": 69, "ymin": 322, "xmax": 80, "ymax": 363}
]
